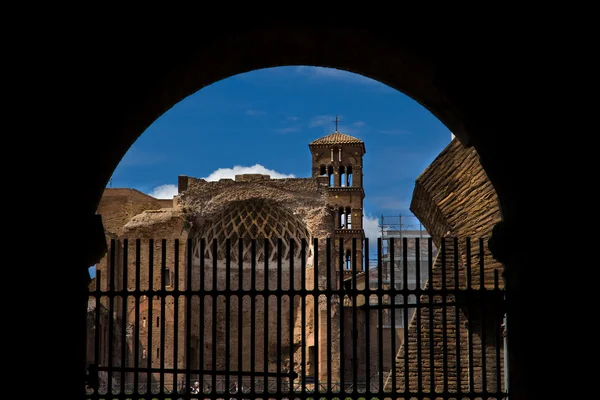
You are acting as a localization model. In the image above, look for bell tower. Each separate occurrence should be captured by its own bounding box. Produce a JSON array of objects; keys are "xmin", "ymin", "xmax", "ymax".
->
[{"xmin": 309, "ymin": 120, "xmax": 366, "ymax": 276}]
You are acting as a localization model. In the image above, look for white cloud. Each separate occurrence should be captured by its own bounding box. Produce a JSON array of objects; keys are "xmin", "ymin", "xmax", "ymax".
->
[
  {"xmin": 363, "ymin": 214, "xmax": 383, "ymax": 242},
  {"xmin": 145, "ymin": 165, "xmax": 295, "ymax": 199},
  {"xmin": 149, "ymin": 184, "xmax": 178, "ymax": 199},
  {"xmin": 201, "ymin": 164, "xmax": 295, "ymax": 181}
]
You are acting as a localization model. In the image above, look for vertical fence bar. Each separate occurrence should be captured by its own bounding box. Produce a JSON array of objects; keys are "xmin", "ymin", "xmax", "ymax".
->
[
  {"xmin": 364, "ymin": 238, "xmax": 371, "ymax": 395},
  {"xmin": 121, "ymin": 239, "xmax": 128, "ymax": 394},
  {"xmin": 186, "ymin": 238, "xmax": 192, "ymax": 395},
  {"xmin": 415, "ymin": 237, "xmax": 422, "ymax": 393},
  {"xmin": 276, "ymin": 238, "xmax": 283, "ymax": 393},
  {"xmin": 160, "ymin": 239, "xmax": 167, "ymax": 393},
  {"xmin": 94, "ymin": 269, "xmax": 102, "ymax": 395},
  {"xmin": 107, "ymin": 239, "xmax": 115, "ymax": 395},
  {"xmin": 313, "ymin": 238, "xmax": 319, "ymax": 395},
  {"xmin": 250, "ymin": 239, "xmax": 256, "ymax": 394},
  {"xmin": 264, "ymin": 240, "xmax": 269, "ymax": 393},
  {"xmin": 199, "ymin": 238, "xmax": 205, "ymax": 393},
  {"xmin": 225, "ymin": 239, "xmax": 231, "ymax": 396},
  {"xmin": 428, "ymin": 237, "xmax": 435, "ymax": 395},
  {"xmin": 300, "ymin": 239, "xmax": 306, "ymax": 396},
  {"xmin": 338, "ymin": 238, "xmax": 344, "ymax": 393},
  {"xmin": 173, "ymin": 239, "xmax": 180, "ymax": 391},
  {"xmin": 326, "ymin": 238, "xmax": 332, "ymax": 392},
  {"xmin": 377, "ymin": 238, "xmax": 383, "ymax": 394},
  {"xmin": 441, "ymin": 238, "xmax": 448, "ymax": 394},
  {"xmin": 454, "ymin": 237, "xmax": 461, "ymax": 395},
  {"xmin": 289, "ymin": 238, "xmax": 295, "ymax": 394},
  {"xmin": 495, "ymin": 269, "xmax": 502, "ymax": 396},
  {"xmin": 480, "ymin": 238, "xmax": 487, "ymax": 394},
  {"xmin": 351, "ymin": 237, "xmax": 358, "ymax": 393},
  {"xmin": 238, "ymin": 238, "xmax": 244, "ymax": 393},
  {"xmin": 211, "ymin": 239, "xmax": 218, "ymax": 394},
  {"xmin": 503, "ymin": 306, "xmax": 509, "ymax": 398},
  {"xmin": 466, "ymin": 237, "xmax": 474, "ymax": 392},
  {"xmin": 147, "ymin": 239, "xmax": 154, "ymax": 392},
  {"xmin": 402, "ymin": 237, "xmax": 409, "ymax": 393},
  {"xmin": 134, "ymin": 239, "xmax": 141, "ymax": 393},
  {"xmin": 389, "ymin": 237, "xmax": 396, "ymax": 393}
]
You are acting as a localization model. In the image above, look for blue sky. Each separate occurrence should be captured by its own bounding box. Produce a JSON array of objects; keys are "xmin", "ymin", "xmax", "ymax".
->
[{"xmin": 104, "ymin": 66, "xmax": 452, "ymax": 269}]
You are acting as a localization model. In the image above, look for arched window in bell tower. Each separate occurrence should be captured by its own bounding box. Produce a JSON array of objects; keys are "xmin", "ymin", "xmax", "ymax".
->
[
  {"xmin": 345, "ymin": 249, "xmax": 351, "ymax": 270},
  {"xmin": 327, "ymin": 165, "xmax": 334, "ymax": 187},
  {"xmin": 319, "ymin": 165, "xmax": 327, "ymax": 176},
  {"xmin": 346, "ymin": 166, "xmax": 353, "ymax": 187},
  {"xmin": 338, "ymin": 207, "xmax": 345, "ymax": 228},
  {"xmin": 339, "ymin": 166, "xmax": 346, "ymax": 187},
  {"xmin": 346, "ymin": 207, "xmax": 352, "ymax": 229}
]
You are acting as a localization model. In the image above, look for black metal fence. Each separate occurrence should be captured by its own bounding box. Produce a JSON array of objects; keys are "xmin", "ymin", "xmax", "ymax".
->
[{"xmin": 86, "ymin": 237, "xmax": 507, "ymax": 399}]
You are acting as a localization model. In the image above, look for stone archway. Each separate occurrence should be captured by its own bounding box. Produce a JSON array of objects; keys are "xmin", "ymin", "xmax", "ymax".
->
[
  {"xmin": 62, "ymin": 20, "xmax": 535, "ymax": 400},
  {"xmin": 81, "ymin": 24, "xmax": 515, "ymax": 219}
]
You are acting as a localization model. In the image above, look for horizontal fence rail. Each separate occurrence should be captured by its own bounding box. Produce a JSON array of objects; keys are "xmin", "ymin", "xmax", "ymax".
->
[{"xmin": 86, "ymin": 237, "xmax": 507, "ymax": 400}]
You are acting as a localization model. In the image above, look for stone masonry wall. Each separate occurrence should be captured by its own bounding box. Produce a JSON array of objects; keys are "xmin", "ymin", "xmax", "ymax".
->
[
  {"xmin": 94, "ymin": 209, "xmax": 189, "ymax": 387},
  {"xmin": 97, "ymin": 188, "xmax": 173, "ymax": 236},
  {"xmin": 385, "ymin": 138, "xmax": 504, "ymax": 395},
  {"xmin": 91, "ymin": 175, "xmax": 343, "ymax": 390}
]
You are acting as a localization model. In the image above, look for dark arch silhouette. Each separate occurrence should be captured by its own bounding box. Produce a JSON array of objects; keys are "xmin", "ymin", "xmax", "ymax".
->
[{"xmin": 53, "ymin": 20, "xmax": 538, "ymax": 400}]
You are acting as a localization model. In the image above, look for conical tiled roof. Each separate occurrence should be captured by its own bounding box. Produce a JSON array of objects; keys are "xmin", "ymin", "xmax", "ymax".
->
[
  {"xmin": 309, "ymin": 131, "xmax": 366, "ymax": 153},
  {"xmin": 309, "ymin": 131, "xmax": 364, "ymax": 146}
]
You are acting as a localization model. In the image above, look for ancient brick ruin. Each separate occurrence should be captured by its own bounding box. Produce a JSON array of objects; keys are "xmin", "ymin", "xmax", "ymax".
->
[
  {"xmin": 88, "ymin": 134, "xmax": 505, "ymax": 396},
  {"xmin": 88, "ymin": 130, "xmax": 367, "ymax": 389},
  {"xmin": 384, "ymin": 138, "xmax": 505, "ymax": 395}
]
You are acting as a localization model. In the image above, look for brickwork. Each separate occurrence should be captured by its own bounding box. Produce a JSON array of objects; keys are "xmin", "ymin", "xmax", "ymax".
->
[
  {"xmin": 384, "ymin": 138, "xmax": 505, "ymax": 394},
  {"xmin": 97, "ymin": 188, "xmax": 173, "ymax": 236},
  {"xmin": 308, "ymin": 132, "xmax": 366, "ymax": 385},
  {"xmin": 309, "ymin": 132, "xmax": 366, "ymax": 277},
  {"xmin": 91, "ymin": 132, "xmax": 368, "ymax": 389}
]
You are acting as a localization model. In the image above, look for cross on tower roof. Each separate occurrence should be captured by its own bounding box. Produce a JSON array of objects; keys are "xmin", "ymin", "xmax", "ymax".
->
[{"xmin": 333, "ymin": 114, "xmax": 340, "ymax": 132}]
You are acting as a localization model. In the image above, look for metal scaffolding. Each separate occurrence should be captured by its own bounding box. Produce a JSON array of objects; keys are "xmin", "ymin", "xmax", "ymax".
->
[
  {"xmin": 378, "ymin": 215, "xmax": 425, "ymax": 259},
  {"xmin": 367, "ymin": 215, "xmax": 439, "ymax": 329}
]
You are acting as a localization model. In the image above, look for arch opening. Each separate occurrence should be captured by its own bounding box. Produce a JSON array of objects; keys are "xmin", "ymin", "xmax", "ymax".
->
[{"xmin": 84, "ymin": 27, "xmax": 518, "ymax": 398}]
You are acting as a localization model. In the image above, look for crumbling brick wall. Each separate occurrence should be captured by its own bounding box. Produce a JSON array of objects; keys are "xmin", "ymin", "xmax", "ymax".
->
[
  {"xmin": 92, "ymin": 174, "xmax": 340, "ymax": 389},
  {"xmin": 385, "ymin": 138, "xmax": 504, "ymax": 395}
]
